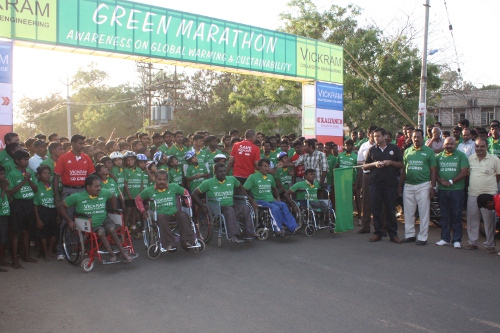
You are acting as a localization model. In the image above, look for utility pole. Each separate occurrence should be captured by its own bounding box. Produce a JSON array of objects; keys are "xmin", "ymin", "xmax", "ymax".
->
[
  {"xmin": 417, "ymin": 0, "xmax": 430, "ymax": 130},
  {"xmin": 60, "ymin": 77, "xmax": 74, "ymax": 138}
]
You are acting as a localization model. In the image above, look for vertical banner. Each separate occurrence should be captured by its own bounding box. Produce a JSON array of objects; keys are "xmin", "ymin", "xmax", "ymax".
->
[
  {"xmin": 0, "ymin": 41, "xmax": 13, "ymax": 148},
  {"xmin": 333, "ymin": 168, "xmax": 354, "ymax": 232},
  {"xmin": 315, "ymin": 81, "xmax": 344, "ymax": 149}
]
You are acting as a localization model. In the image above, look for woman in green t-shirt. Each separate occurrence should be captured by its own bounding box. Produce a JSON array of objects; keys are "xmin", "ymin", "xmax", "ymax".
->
[{"xmin": 58, "ymin": 175, "xmax": 133, "ymax": 263}]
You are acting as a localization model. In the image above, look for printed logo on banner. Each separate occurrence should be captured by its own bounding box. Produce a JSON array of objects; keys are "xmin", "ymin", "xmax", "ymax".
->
[
  {"xmin": 315, "ymin": 109, "xmax": 343, "ymax": 136},
  {"xmin": 316, "ymin": 82, "xmax": 343, "ymax": 110},
  {"xmin": 0, "ymin": 41, "xmax": 13, "ymax": 84}
]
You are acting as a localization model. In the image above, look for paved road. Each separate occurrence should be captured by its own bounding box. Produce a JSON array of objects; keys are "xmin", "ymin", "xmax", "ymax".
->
[{"xmin": 1, "ymin": 222, "xmax": 499, "ymax": 333}]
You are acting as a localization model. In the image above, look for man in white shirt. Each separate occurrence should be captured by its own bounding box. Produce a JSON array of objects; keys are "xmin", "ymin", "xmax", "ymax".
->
[
  {"xmin": 356, "ymin": 126, "xmax": 377, "ymax": 232},
  {"xmin": 457, "ymin": 128, "xmax": 475, "ymax": 158},
  {"xmin": 28, "ymin": 140, "xmax": 48, "ymax": 171}
]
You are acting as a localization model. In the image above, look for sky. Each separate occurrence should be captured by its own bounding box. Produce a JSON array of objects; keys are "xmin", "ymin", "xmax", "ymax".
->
[{"xmin": 10, "ymin": 0, "xmax": 500, "ymax": 103}]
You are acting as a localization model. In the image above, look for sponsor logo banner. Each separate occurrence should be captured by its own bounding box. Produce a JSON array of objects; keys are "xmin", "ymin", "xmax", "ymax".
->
[
  {"xmin": 315, "ymin": 109, "xmax": 343, "ymax": 137},
  {"xmin": 0, "ymin": 41, "xmax": 13, "ymax": 83},
  {"xmin": 316, "ymin": 81, "xmax": 343, "ymax": 110}
]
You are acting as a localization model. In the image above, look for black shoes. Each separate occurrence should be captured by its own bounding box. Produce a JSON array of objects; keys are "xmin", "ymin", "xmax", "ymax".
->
[
  {"xmin": 402, "ymin": 237, "xmax": 416, "ymax": 243},
  {"xmin": 416, "ymin": 240, "xmax": 427, "ymax": 246}
]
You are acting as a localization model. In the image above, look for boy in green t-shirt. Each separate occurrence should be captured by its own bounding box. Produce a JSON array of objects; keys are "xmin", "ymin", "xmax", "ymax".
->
[
  {"xmin": 33, "ymin": 165, "xmax": 58, "ymax": 262},
  {"xmin": 110, "ymin": 151, "xmax": 125, "ymax": 194},
  {"xmin": 167, "ymin": 156, "xmax": 184, "ymax": 186},
  {"xmin": 7, "ymin": 150, "xmax": 39, "ymax": 269},
  {"xmin": 0, "ymin": 165, "xmax": 10, "ymax": 270},
  {"xmin": 275, "ymin": 152, "xmax": 294, "ymax": 195},
  {"xmin": 184, "ymin": 151, "xmax": 210, "ymax": 193},
  {"xmin": 285, "ymin": 169, "xmax": 328, "ymax": 212},
  {"xmin": 123, "ymin": 152, "xmax": 146, "ymax": 238}
]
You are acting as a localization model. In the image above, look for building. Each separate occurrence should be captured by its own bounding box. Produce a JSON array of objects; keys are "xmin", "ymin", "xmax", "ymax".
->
[{"xmin": 428, "ymin": 89, "xmax": 500, "ymax": 129}]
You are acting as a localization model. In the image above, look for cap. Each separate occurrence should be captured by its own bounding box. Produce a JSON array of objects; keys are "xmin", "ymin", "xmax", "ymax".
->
[{"xmin": 277, "ymin": 151, "xmax": 288, "ymax": 160}]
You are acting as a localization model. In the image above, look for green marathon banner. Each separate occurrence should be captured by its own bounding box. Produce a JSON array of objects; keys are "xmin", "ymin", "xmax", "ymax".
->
[
  {"xmin": 0, "ymin": 0, "xmax": 343, "ymax": 83},
  {"xmin": 333, "ymin": 168, "xmax": 354, "ymax": 233}
]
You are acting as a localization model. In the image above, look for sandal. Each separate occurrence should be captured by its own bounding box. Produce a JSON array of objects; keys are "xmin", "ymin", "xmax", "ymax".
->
[{"xmin": 486, "ymin": 247, "xmax": 496, "ymax": 254}]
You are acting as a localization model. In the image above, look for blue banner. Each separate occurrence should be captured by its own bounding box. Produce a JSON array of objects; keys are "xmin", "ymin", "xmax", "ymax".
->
[
  {"xmin": 316, "ymin": 81, "xmax": 343, "ymax": 111},
  {"xmin": 0, "ymin": 41, "xmax": 13, "ymax": 84}
]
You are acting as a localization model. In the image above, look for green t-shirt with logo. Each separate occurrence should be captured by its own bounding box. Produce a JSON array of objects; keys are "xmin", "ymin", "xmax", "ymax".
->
[
  {"xmin": 168, "ymin": 167, "xmax": 183, "ymax": 186},
  {"xmin": 204, "ymin": 148, "xmax": 222, "ymax": 176},
  {"xmin": 243, "ymin": 172, "xmax": 276, "ymax": 202},
  {"xmin": 124, "ymin": 167, "xmax": 146, "ymax": 199},
  {"xmin": 185, "ymin": 163, "xmax": 209, "ymax": 192},
  {"xmin": 0, "ymin": 150, "xmax": 16, "ymax": 174},
  {"xmin": 65, "ymin": 189, "xmax": 113, "ymax": 228},
  {"xmin": 139, "ymin": 184, "xmax": 185, "ymax": 216},
  {"xmin": 101, "ymin": 178, "xmax": 120, "ymax": 197},
  {"xmin": 192, "ymin": 149, "xmax": 209, "ymax": 166},
  {"xmin": 168, "ymin": 145, "xmax": 189, "ymax": 168},
  {"xmin": 487, "ymin": 137, "xmax": 500, "ymax": 156},
  {"xmin": 111, "ymin": 166, "xmax": 125, "ymax": 192},
  {"xmin": 7, "ymin": 168, "xmax": 37, "ymax": 200},
  {"xmin": 197, "ymin": 176, "xmax": 240, "ymax": 206},
  {"xmin": 436, "ymin": 150, "xmax": 469, "ymax": 191},
  {"xmin": 403, "ymin": 145, "xmax": 437, "ymax": 185},
  {"xmin": 34, "ymin": 181, "xmax": 55, "ymax": 208},
  {"xmin": 0, "ymin": 192, "xmax": 10, "ymax": 216},
  {"xmin": 290, "ymin": 180, "xmax": 320, "ymax": 201},
  {"xmin": 158, "ymin": 144, "xmax": 171, "ymax": 155},
  {"xmin": 275, "ymin": 167, "xmax": 294, "ymax": 191}
]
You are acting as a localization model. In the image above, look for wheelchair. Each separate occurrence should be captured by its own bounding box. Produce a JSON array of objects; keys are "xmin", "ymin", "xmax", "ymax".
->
[
  {"xmin": 200, "ymin": 195, "xmax": 256, "ymax": 247},
  {"xmin": 61, "ymin": 210, "xmax": 138, "ymax": 272},
  {"xmin": 253, "ymin": 200, "xmax": 301, "ymax": 239},
  {"xmin": 143, "ymin": 195, "xmax": 206, "ymax": 259},
  {"xmin": 291, "ymin": 188, "xmax": 336, "ymax": 236}
]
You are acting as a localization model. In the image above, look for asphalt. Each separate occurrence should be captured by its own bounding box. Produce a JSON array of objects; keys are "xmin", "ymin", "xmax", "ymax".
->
[{"xmin": 1, "ymin": 221, "xmax": 499, "ymax": 333}]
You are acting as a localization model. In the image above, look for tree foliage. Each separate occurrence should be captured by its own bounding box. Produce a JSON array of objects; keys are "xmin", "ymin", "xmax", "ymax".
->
[{"xmin": 278, "ymin": 0, "xmax": 442, "ymax": 131}]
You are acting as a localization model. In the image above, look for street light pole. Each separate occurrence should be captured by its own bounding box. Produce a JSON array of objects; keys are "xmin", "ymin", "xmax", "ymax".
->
[
  {"xmin": 417, "ymin": 0, "xmax": 430, "ymax": 130},
  {"xmin": 66, "ymin": 77, "xmax": 71, "ymax": 138}
]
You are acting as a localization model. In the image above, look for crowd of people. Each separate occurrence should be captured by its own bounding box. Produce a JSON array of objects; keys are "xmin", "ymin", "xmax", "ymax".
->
[{"xmin": 0, "ymin": 119, "xmax": 498, "ymax": 271}]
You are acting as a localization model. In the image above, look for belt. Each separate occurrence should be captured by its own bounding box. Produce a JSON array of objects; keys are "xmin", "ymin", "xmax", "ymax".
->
[{"xmin": 64, "ymin": 185, "xmax": 84, "ymax": 189}]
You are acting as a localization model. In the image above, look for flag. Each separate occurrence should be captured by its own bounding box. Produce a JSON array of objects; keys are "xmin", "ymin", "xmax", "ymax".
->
[{"xmin": 334, "ymin": 168, "xmax": 355, "ymax": 232}]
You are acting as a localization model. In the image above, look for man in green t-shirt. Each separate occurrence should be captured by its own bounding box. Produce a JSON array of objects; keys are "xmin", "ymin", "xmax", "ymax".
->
[
  {"xmin": 435, "ymin": 137, "xmax": 469, "ymax": 248},
  {"xmin": 203, "ymin": 135, "xmax": 222, "ymax": 176},
  {"xmin": 285, "ymin": 169, "xmax": 328, "ymax": 213},
  {"xmin": 58, "ymin": 175, "xmax": 133, "ymax": 263},
  {"xmin": 244, "ymin": 158, "xmax": 298, "ymax": 236},
  {"xmin": 398, "ymin": 129, "xmax": 437, "ymax": 245},
  {"xmin": 487, "ymin": 122, "xmax": 500, "ymax": 156},
  {"xmin": 6, "ymin": 150, "xmax": 38, "ymax": 269},
  {"xmin": 261, "ymin": 140, "xmax": 278, "ymax": 170},
  {"xmin": 168, "ymin": 131, "xmax": 189, "ymax": 169},
  {"xmin": 136, "ymin": 170, "xmax": 193, "ymax": 252},
  {"xmin": 192, "ymin": 163, "xmax": 258, "ymax": 242}
]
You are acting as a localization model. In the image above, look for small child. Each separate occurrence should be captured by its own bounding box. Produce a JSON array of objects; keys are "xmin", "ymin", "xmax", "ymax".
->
[
  {"xmin": 123, "ymin": 152, "xmax": 145, "ymax": 239},
  {"xmin": 95, "ymin": 163, "xmax": 125, "ymax": 209},
  {"xmin": 33, "ymin": 165, "xmax": 58, "ymax": 262},
  {"xmin": 7, "ymin": 150, "xmax": 38, "ymax": 269},
  {"xmin": 184, "ymin": 151, "xmax": 210, "ymax": 193},
  {"xmin": 110, "ymin": 151, "xmax": 125, "ymax": 195},
  {"xmin": 0, "ymin": 165, "xmax": 10, "ymax": 271},
  {"xmin": 167, "ymin": 156, "xmax": 183, "ymax": 186}
]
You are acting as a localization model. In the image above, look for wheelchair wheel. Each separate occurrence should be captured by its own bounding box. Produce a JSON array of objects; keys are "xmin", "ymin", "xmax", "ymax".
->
[
  {"xmin": 305, "ymin": 225, "xmax": 315, "ymax": 237},
  {"xmin": 194, "ymin": 239, "xmax": 206, "ymax": 253},
  {"xmin": 256, "ymin": 228, "xmax": 268, "ymax": 241},
  {"xmin": 197, "ymin": 206, "xmax": 213, "ymax": 244},
  {"xmin": 80, "ymin": 258, "xmax": 94, "ymax": 272},
  {"xmin": 62, "ymin": 224, "xmax": 84, "ymax": 265},
  {"xmin": 289, "ymin": 201, "xmax": 303, "ymax": 229},
  {"xmin": 147, "ymin": 244, "xmax": 161, "ymax": 259}
]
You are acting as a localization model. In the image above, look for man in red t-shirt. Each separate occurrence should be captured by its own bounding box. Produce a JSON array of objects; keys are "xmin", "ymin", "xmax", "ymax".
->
[
  {"xmin": 53, "ymin": 134, "xmax": 95, "ymax": 260},
  {"xmin": 290, "ymin": 140, "xmax": 305, "ymax": 182},
  {"xmin": 227, "ymin": 129, "xmax": 260, "ymax": 183}
]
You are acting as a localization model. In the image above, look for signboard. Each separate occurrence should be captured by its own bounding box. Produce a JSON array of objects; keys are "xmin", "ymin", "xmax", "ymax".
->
[
  {"xmin": 313, "ymin": 82, "xmax": 344, "ymax": 148},
  {"xmin": 0, "ymin": 41, "xmax": 13, "ymax": 145},
  {"xmin": 0, "ymin": 0, "xmax": 343, "ymax": 83}
]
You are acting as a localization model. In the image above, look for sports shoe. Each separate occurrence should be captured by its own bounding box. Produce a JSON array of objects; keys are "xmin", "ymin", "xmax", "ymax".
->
[
  {"xmin": 229, "ymin": 236, "xmax": 244, "ymax": 243},
  {"xmin": 57, "ymin": 255, "xmax": 65, "ymax": 261},
  {"xmin": 453, "ymin": 242, "xmax": 461, "ymax": 249},
  {"xmin": 436, "ymin": 240, "xmax": 451, "ymax": 246},
  {"xmin": 357, "ymin": 219, "xmax": 362, "ymax": 226}
]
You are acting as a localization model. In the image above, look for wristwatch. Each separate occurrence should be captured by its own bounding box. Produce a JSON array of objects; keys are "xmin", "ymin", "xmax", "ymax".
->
[{"xmin": 449, "ymin": 179, "xmax": 453, "ymax": 185}]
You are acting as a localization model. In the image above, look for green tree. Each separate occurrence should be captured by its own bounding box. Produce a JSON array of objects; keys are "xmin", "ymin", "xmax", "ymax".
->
[{"xmin": 71, "ymin": 64, "xmax": 143, "ymax": 137}]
